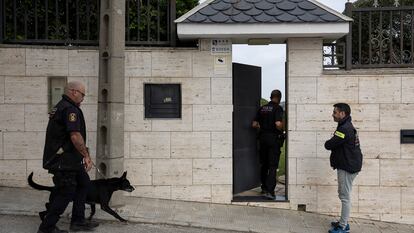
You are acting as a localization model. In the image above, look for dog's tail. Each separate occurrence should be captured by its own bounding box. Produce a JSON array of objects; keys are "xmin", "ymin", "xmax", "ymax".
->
[{"xmin": 28, "ymin": 172, "xmax": 53, "ymax": 192}]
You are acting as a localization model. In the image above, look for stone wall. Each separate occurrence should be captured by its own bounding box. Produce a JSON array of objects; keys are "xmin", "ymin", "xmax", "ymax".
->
[
  {"xmin": 0, "ymin": 47, "xmax": 99, "ymax": 187},
  {"xmin": 0, "ymin": 43, "xmax": 233, "ymax": 204},
  {"xmin": 3, "ymin": 40, "xmax": 412, "ymax": 224},
  {"xmin": 124, "ymin": 40, "xmax": 233, "ymax": 203},
  {"xmin": 287, "ymin": 38, "xmax": 414, "ymax": 224}
]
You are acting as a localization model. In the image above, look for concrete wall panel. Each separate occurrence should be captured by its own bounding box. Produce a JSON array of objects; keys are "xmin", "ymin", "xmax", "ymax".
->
[
  {"xmin": 288, "ymin": 131, "xmax": 317, "ymax": 158},
  {"xmin": 0, "ymin": 76, "xmax": 4, "ymax": 103},
  {"xmin": 359, "ymin": 132, "xmax": 400, "ymax": 159},
  {"xmin": 153, "ymin": 159, "xmax": 192, "ymax": 185},
  {"xmin": 193, "ymin": 105, "xmax": 232, "ymax": 131},
  {"xmin": 26, "ymin": 49, "xmax": 68, "ymax": 76},
  {"xmin": 359, "ymin": 75, "xmax": 401, "ymax": 103},
  {"xmin": 0, "ymin": 105, "xmax": 24, "ymax": 131},
  {"xmin": 211, "ymin": 132, "xmax": 232, "ymax": 158},
  {"xmin": 317, "ymin": 76, "xmax": 358, "ymax": 104},
  {"xmin": 125, "ymin": 51, "xmax": 152, "ymax": 77},
  {"xmin": 3, "ymin": 132, "xmax": 45, "ymax": 159},
  {"xmin": 212, "ymin": 185, "xmax": 232, "ymax": 204},
  {"xmin": 171, "ymin": 185, "xmax": 211, "ymax": 202},
  {"xmin": 171, "ymin": 132, "xmax": 210, "ymax": 159},
  {"xmin": 193, "ymin": 159, "xmax": 232, "ymax": 185},
  {"xmin": 24, "ymin": 105, "xmax": 48, "ymax": 132},
  {"xmin": 402, "ymin": 76, "xmax": 414, "ymax": 103},
  {"xmin": 289, "ymin": 77, "xmax": 317, "ymax": 104},
  {"xmin": 124, "ymin": 159, "xmax": 152, "ymax": 185},
  {"xmin": 380, "ymin": 159, "xmax": 414, "ymax": 187},
  {"xmin": 0, "ymin": 160, "xmax": 27, "ymax": 187},
  {"xmin": 380, "ymin": 104, "xmax": 414, "ymax": 131},
  {"xmin": 125, "ymin": 104, "xmax": 151, "ymax": 131},
  {"xmin": 0, "ymin": 48, "xmax": 25, "ymax": 76},
  {"xmin": 296, "ymin": 158, "xmax": 336, "ymax": 185},
  {"xmin": 130, "ymin": 132, "xmax": 170, "ymax": 159},
  {"xmin": 359, "ymin": 186, "xmax": 401, "ymax": 214},
  {"xmin": 68, "ymin": 50, "xmax": 99, "ymax": 77},
  {"xmin": 4, "ymin": 76, "xmax": 47, "ymax": 104},
  {"xmin": 152, "ymin": 51, "xmax": 192, "ymax": 77}
]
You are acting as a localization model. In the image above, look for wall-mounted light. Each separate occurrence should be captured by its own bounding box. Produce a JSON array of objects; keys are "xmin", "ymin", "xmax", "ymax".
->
[{"xmin": 248, "ymin": 38, "xmax": 271, "ymax": 45}]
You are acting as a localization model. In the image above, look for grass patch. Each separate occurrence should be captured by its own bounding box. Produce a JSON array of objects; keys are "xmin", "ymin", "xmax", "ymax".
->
[{"xmin": 277, "ymin": 142, "xmax": 286, "ymax": 177}]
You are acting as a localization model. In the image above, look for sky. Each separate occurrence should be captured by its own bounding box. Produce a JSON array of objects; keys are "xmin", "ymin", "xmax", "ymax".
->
[{"xmin": 199, "ymin": 0, "xmax": 356, "ymax": 101}]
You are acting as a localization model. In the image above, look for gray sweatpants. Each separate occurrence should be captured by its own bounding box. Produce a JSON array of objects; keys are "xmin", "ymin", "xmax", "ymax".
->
[{"xmin": 337, "ymin": 169, "xmax": 358, "ymax": 227}]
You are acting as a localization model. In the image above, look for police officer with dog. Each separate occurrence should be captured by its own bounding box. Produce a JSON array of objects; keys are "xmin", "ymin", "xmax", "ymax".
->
[
  {"xmin": 252, "ymin": 90, "xmax": 284, "ymax": 200},
  {"xmin": 38, "ymin": 81, "xmax": 99, "ymax": 233}
]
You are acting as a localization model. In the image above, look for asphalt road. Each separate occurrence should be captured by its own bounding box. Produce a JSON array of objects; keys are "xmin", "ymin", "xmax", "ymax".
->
[{"xmin": 0, "ymin": 214, "xmax": 245, "ymax": 233}]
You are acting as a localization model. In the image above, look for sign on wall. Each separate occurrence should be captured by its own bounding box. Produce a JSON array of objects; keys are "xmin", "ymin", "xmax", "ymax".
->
[{"xmin": 211, "ymin": 39, "xmax": 231, "ymax": 55}]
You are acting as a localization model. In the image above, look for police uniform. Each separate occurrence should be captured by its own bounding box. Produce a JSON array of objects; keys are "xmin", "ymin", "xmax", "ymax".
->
[
  {"xmin": 39, "ymin": 95, "xmax": 91, "ymax": 233},
  {"xmin": 254, "ymin": 101, "xmax": 284, "ymax": 197}
]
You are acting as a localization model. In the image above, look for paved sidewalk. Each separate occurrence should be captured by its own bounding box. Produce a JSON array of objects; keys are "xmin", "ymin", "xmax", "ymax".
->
[{"xmin": 0, "ymin": 187, "xmax": 413, "ymax": 233}]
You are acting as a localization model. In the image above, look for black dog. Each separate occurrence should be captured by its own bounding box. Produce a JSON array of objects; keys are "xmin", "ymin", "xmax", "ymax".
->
[{"xmin": 28, "ymin": 171, "xmax": 134, "ymax": 222}]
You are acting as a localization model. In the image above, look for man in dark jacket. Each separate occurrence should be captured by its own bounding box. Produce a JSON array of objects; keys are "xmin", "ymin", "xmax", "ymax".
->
[
  {"xmin": 325, "ymin": 103, "xmax": 363, "ymax": 233},
  {"xmin": 252, "ymin": 90, "xmax": 284, "ymax": 200},
  {"xmin": 38, "ymin": 81, "xmax": 98, "ymax": 233}
]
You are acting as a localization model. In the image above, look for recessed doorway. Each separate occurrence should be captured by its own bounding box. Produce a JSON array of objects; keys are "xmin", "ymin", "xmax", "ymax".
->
[{"xmin": 232, "ymin": 44, "xmax": 287, "ymax": 202}]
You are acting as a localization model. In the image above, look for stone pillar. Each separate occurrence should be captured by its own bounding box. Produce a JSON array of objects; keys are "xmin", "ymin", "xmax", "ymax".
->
[
  {"xmin": 286, "ymin": 38, "xmax": 323, "ymax": 211},
  {"xmin": 97, "ymin": 0, "xmax": 125, "ymax": 187}
]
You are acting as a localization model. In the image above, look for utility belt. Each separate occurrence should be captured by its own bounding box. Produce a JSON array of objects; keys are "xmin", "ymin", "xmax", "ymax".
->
[{"xmin": 44, "ymin": 146, "xmax": 83, "ymax": 171}]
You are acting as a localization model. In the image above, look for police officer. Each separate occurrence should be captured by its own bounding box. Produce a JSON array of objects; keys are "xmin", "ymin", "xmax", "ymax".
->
[
  {"xmin": 252, "ymin": 90, "xmax": 284, "ymax": 200},
  {"xmin": 38, "ymin": 81, "xmax": 98, "ymax": 233},
  {"xmin": 325, "ymin": 103, "xmax": 362, "ymax": 233}
]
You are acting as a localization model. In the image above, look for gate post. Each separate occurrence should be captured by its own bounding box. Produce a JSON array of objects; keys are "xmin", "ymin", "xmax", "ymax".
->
[
  {"xmin": 97, "ymin": 0, "xmax": 125, "ymax": 196},
  {"xmin": 345, "ymin": 2, "xmax": 353, "ymax": 70}
]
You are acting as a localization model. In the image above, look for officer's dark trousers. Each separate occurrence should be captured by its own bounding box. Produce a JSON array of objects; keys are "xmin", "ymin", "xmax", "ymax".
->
[
  {"xmin": 39, "ymin": 168, "xmax": 90, "ymax": 232},
  {"xmin": 259, "ymin": 133, "xmax": 281, "ymax": 195}
]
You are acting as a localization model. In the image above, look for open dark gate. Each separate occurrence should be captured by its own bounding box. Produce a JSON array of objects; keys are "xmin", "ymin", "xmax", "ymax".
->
[{"xmin": 233, "ymin": 62, "xmax": 261, "ymax": 195}]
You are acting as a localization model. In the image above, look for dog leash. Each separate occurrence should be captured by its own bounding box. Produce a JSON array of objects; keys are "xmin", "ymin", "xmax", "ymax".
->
[{"xmin": 91, "ymin": 161, "xmax": 107, "ymax": 179}]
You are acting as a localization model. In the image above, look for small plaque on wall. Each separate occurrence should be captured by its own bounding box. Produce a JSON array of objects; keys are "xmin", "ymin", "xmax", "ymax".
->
[
  {"xmin": 144, "ymin": 84, "xmax": 181, "ymax": 118},
  {"xmin": 211, "ymin": 39, "xmax": 231, "ymax": 55}
]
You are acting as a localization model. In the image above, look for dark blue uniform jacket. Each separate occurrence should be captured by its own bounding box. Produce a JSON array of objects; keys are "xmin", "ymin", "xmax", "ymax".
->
[
  {"xmin": 43, "ymin": 95, "xmax": 86, "ymax": 171},
  {"xmin": 325, "ymin": 116, "xmax": 363, "ymax": 174},
  {"xmin": 254, "ymin": 101, "xmax": 284, "ymax": 135}
]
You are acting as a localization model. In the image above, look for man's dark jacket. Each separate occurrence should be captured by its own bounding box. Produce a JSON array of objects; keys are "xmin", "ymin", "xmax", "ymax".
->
[
  {"xmin": 324, "ymin": 116, "xmax": 363, "ymax": 174},
  {"xmin": 43, "ymin": 95, "xmax": 85, "ymax": 171}
]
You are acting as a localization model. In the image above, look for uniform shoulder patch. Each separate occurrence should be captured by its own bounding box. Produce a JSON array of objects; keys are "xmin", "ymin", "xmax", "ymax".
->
[
  {"xmin": 334, "ymin": 130, "xmax": 345, "ymax": 139},
  {"xmin": 69, "ymin": 113, "xmax": 77, "ymax": 122}
]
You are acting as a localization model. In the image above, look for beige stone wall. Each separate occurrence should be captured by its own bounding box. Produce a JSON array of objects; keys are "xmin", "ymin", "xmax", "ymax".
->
[
  {"xmin": 0, "ymin": 47, "xmax": 99, "ymax": 187},
  {"xmin": 287, "ymin": 38, "xmax": 414, "ymax": 224},
  {"xmin": 0, "ymin": 44, "xmax": 233, "ymax": 204},
  {"xmin": 124, "ymin": 41, "xmax": 233, "ymax": 203}
]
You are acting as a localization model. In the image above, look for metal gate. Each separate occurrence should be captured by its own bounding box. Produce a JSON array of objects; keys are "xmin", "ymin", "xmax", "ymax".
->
[{"xmin": 232, "ymin": 62, "xmax": 261, "ymax": 195}]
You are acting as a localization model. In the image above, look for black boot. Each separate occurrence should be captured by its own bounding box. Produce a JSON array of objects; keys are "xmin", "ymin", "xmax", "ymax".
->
[
  {"xmin": 37, "ymin": 226, "xmax": 68, "ymax": 233},
  {"xmin": 70, "ymin": 220, "xmax": 99, "ymax": 232}
]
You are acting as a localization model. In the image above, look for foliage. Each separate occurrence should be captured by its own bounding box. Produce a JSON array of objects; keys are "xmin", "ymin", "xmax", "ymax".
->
[
  {"xmin": 126, "ymin": 0, "xmax": 197, "ymax": 42},
  {"xmin": 2, "ymin": 0, "xmax": 198, "ymax": 44},
  {"xmin": 348, "ymin": 0, "xmax": 414, "ymax": 65},
  {"xmin": 277, "ymin": 143, "xmax": 285, "ymax": 177},
  {"xmin": 260, "ymin": 98, "xmax": 268, "ymax": 106},
  {"xmin": 3, "ymin": 0, "xmax": 99, "ymax": 43},
  {"xmin": 176, "ymin": 0, "xmax": 198, "ymax": 18}
]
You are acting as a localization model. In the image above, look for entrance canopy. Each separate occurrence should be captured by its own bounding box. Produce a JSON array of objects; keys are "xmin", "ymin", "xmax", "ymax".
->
[{"xmin": 175, "ymin": 0, "xmax": 352, "ymax": 43}]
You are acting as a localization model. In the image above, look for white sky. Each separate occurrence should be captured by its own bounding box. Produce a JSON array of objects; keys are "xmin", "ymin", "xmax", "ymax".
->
[{"xmin": 199, "ymin": 0, "xmax": 356, "ymax": 101}]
